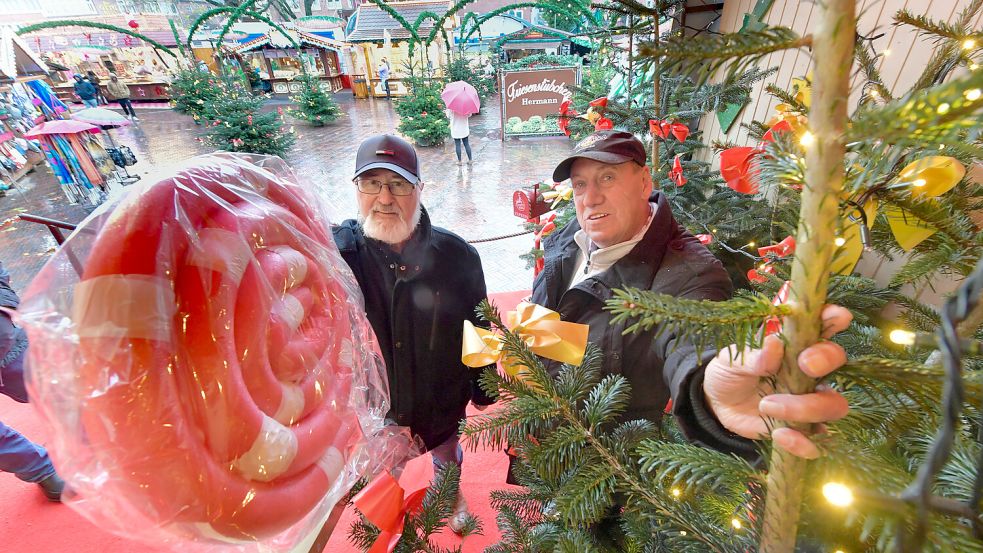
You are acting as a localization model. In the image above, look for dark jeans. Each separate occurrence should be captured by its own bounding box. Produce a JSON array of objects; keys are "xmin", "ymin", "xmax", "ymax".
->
[
  {"xmin": 117, "ymin": 98, "xmax": 136, "ymax": 117},
  {"xmin": 454, "ymin": 137, "xmax": 472, "ymax": 162},
  {"xmin": 382, "ymin": 79, "xmax": 391, "ymax": 99},
  {"xmin": 0, "ymin": 352, "xmax": 55, "ymax": 483}
]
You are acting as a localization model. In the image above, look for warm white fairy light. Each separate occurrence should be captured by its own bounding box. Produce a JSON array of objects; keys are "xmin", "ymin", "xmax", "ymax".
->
[
  {"xmin": 834, "ymin": 237, "xmax": 846, "ymax": 247},
  {"xmin": 889, "ymin": 329, "xmax": 916, "ymax": 346},
  {"xmin": 731, "ymin": 518, "xmax": 742, "ymax": 530},
  {"xmin": 680, "ymin": 530, "xmax": 687, "ymax": 536},
  {"xmin": 823, "ymin": 482, "xmax": 854, "ymax": 507},
  {"xmin": 937, "ymin": 102, "xmax": 951, "ymax": 114},
  {"xmin": 971, "ymin": 63, "xmax": 980, "ymax": 70},
  {"xmin": 963, "ymin": 38, "xmax": 977, "ymax": 50},
  {"xmin": 912, "ymin": 178, "xmax": 927, "ymax": 187},
  {"xmin": 747, "ymin": 241, "xmax": 756, "ymax": 248},
  {"xmin": 799, "ymin": 131, "xmax": 815, "ymax": 147},
  {"xmin": 672, "ymin": 488, "xmax": 681, "ymax": 498},
  {"xmin": 883, "ymin": 48, "xmax": 891, "ymax": 56},
  {"xmin": 966, "ymin": 88, "xmax": 982, "ymax": 101}
]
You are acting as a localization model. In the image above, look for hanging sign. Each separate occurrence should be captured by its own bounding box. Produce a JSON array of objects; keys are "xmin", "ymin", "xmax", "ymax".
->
[{"xmin": 500, "ymin": 66, "xmax": 580, "ymax": 137}]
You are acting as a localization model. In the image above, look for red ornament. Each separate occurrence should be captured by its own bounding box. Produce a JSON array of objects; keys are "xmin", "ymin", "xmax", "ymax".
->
[
  {"xmin": 421, "ymin": 111, "xmax": 428, "ymax": 117},
  {"xmin": 760, "ymin": 119, "xmax": 793, "ymax": 145},
  {"xmin": 247, "ymin": 115, "xmax": 253, "ymax": 125},
  {"xmin": 649, "ymin": 119, "xmax": 689, "ymax": 142},
  {"xmin": 720, "ymin": 146, "xmax": 760, "ymax": 194},
  {"xmin": 695, "ymin": 234, "xmax": 713, "ymax": 245},
  {"xmin": 757, "ymin": 235, "xmax": 796, "ymax": 258},
  {"xmin": 588, "ymin": 97, "xmax": 608, "ymax": 108},
  {"xmin": 85, "ymin": 33, "xmax": 92, "ymax": 42},
  {"xmin": 747, "ymin": 264, "xmax": 776, "ymax": 284},
  {"xmin": 669, "ymin": 156, "xmax": 686, "ymax": 187},
  {"xmin": 594, "ymin": 117, "xmax": 613, "ymax": 131},
  {"xmin": 128, "ymin": 20, "xmax": 139, "ymax": 29}
]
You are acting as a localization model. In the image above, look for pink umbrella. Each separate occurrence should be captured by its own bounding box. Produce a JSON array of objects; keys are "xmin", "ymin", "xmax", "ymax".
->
[
  {"xmin": 23, "ymin": 119, "xmax": 100, "ymax": 138},
  {"xmin": 441, "ymin": 81, "xmax": 480, "ymax": 115}
]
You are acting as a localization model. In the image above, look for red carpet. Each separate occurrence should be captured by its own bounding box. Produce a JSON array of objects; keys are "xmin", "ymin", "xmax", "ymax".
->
[{"xmin": 0, "ymin": 290, "xmax": 530, "ymax": 552}]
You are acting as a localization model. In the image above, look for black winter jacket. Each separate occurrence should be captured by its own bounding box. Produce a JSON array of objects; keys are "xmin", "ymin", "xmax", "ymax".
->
[
  {"xmin": 532, "ymin": 191, "xmax": 754, "ymax": 455},
  {"xmin": 333, "ymin": 209, "xmax": 494, "ymax": 451}
]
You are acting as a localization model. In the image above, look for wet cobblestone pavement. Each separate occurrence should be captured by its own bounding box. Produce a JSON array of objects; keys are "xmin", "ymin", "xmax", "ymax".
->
[{"xmin": 0, "ymin": 93, "xmax": 574, "ymax": 293}]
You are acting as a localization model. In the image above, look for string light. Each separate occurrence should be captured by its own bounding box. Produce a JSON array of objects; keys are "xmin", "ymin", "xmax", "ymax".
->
[
  {"xmin": 937, "ymin": 102, "xmax": 951, "ymax": 114},
  {"xmin": 883, "ymin": 48, "xmax": 891, "ymax": 56},
  {"xmin": 747, "ymin": 241, "xmax": 756, "ymax": 248},
  {"xmin": 971, "ymin": 63, "xmax": 980, "ymax": 70},
  {"xmin": 889, "ymin": 329, "xmax": 916, "ymax": 346},
  {"xmin": 799, "ymin": 131, "xmax": 815, "ymax": 147},
  {"xmin": 672, "ymin": 488, "xmax": 681, "ymax": 498},
  {"xmin": 912, "ymin": 178, "xmax": 927, "ymax": 187},
  {"xmin": 731, "ymin": 518, "xmax": 742, "ymax": 530},
  {"xmin": 680, "ymin": 530, "xmax": 687, "ymax": 536},
  {"xmin": 868, "ymin": 89, "xmax": 879, "ymax": 99},
  {"xmin": 823, "ymin": 482, "xmax": 854, "ymax": 507},
  {"xmin": 963, "ymin": 38, "xmax": 977, "ymax": 50},
  {"xmin": 834, "ymin": 237, "xmax": 846, "ymax": 247},
  {"xmin": 835, "ymin": 550, "xmax": 846, "ymax": 553},
  {"xmin": 966, "ymin": 88, "xmax": 982, "ymax": 101}
]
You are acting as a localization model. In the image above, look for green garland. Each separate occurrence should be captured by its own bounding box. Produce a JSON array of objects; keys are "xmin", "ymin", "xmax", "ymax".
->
[
  {"xmin": 187, "ymin": 6, "xmax": 298, "ymax": 53},
  {"xmin": 499, "ymin": 53, "xmax": 583, "ymax": 70},
  {"xmin": 296, "ymin": 15, "xmax": 344, "ymax": 23},
  {"xmin": 168, "ymin": 19, "xmax": 187, "ymax": 59},
  {"xmin": 366, "ymin": 0, "xmax": 420, "ymax": 42},
  {"xmin": 460, "ymin": 2, "xmax": 598, "ymax": 44},
  {"xmin": 16, "ymin": 20, "xmax": 176, "ymax": 57}
]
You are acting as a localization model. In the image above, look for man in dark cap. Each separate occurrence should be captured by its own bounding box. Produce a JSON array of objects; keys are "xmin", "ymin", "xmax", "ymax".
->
[
  {"xmin": 536, "ymin": 130, "xmax": 850, "ymax": 459},
  {"xmin": 332, "ymin": 134, "xmax": 494, "ymax": 532}
]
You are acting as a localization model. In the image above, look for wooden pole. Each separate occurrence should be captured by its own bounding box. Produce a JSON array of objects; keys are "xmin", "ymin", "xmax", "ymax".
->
[
  {"xmin": 651, "ymin": 11, "xmax": 660, "ymax": 170},
  {"xmin": 757, "ymin": 1, "xmax": 855, "ymax": 551}
]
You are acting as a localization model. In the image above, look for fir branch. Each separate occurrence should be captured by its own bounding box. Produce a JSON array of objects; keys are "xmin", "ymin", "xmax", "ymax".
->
[
  {"xmin": 638, "ymin": 441, "xmax": 761, "ymax": 491},
  {"xmin": 554, "ymin": 461, "xmax": 619, "ymax": 525},
  {"xmin": 835, "ymin": 356, "xmax": 983, "ymax": 412},
  {"xmin": 639, "ymin": 27, "xmax": 809, "ymax": 84},
  {"xmin": 581, "ymin": 375, "xmax": 632, "ymax": 429},
  {"xmin": 848, "ymin": 65, "xmax": 983, "ymax": 149},
  {"xmin": 606, "ymin": 290, "xmax": 790, "ymax": 353},
  {"xmin": 894, "ymin": 8, "xmax": 983, "ymax": 44}
]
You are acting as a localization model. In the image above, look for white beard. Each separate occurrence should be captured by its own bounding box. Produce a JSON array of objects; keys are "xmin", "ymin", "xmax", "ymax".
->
[{"xmin": 360, "ymin": 203, "xmax": 422, "ymax": 245}]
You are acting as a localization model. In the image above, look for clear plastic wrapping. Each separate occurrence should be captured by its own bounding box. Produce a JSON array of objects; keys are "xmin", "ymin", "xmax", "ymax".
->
[{"xmin": 16, "ymin": 152, "xmax": 414, "ymax": 551}]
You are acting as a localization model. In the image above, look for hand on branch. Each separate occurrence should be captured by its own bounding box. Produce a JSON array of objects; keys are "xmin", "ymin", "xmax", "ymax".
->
[{"xmin": 703, "ymin": 305, "xmax": 852, "ymax": 459}]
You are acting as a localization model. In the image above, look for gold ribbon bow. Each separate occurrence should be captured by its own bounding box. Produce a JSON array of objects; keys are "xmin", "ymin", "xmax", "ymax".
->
[{"xmin": 462, "ymin": 301, "xmax": 589, "ymax": 380}]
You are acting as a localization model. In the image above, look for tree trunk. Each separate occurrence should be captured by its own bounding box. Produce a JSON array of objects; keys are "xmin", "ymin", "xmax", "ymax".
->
[{"xmin": 757, "ymin": 1, "xmax": 856, "ymax": 551}]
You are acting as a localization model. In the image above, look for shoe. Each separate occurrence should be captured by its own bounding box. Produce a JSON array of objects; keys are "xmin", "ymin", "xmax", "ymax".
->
[
  {"xmin": 37, "ymin": 473, "xmax": 65, "ymax": 502},
  {"xmin": 132, "ymin": 116, "xmax": 139, "ymax": 120},
  {"xmin": 448, "ymin": 494, "xmax": 469, "ymax": 534},
  {"xmin": 456, "ymin": 160, "xmax": 463, "ymax": 166}
]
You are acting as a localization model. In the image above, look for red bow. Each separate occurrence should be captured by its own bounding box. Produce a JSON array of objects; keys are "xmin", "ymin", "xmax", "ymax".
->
[
  {"xmin": 760, "ymin": 119, "xmax": 793, "ymax": 145},
  {"xmin": 595, "ymin": 117, "xmax": 613, "ymax": 131},
  {"xmin": 558, "ymin": 100, "xmax": 578, "ymax": 136},
  {"xmin": 695, "ymin": 234, "xmax": 713, "ymax": 245},
  {"xmin": 589, "ymin": 97, "xmax": 608, "ymax": 108},
  {"xmin": 764, "ymin": 281, "xmax": 791, "ymax": 335},
  {"xmin": 669, "ymin": 156, "xmax": 686, "ymax": 187},
  {"xmin": 128, "ymin": 19, "xmax": 140, "ymax": 29},
  {"xmin": 747, "ymin": 264, "xmax": 776, "ymax": 284},
  {"xmin": 757, "ymin": 235, "xmax": 796, "ymax": 258},
  {"xmin": 649, "ymin": 119, "xmax": 689, "ymax": 142},
  {"xmin": 720, "ymin": 146, "xmax": 760, "ymax": 194},
  {"xmin": 352, "ymin": 462, "xmax": 431, "ymax": 553}
]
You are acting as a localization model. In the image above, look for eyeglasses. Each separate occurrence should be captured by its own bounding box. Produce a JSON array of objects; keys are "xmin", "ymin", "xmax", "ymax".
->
[{"xmin": 354, "ymin": 177, "xmax": 416, "ymax": 196}]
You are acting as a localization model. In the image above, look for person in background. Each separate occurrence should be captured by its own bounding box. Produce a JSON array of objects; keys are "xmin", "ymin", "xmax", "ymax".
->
[
  {"xmin": 333, "ymin": 134, "xmax": 494, "ymax": 533},
  {"xmin": 85, "ymin": 70, "xmax": 107, "ymax": 105},
  {"xmin": 378, "ymin": 57, "xmax": 391, "ymax": 99},
  {"xmin": 106, "ymin": 74, "xmax": 137, "ymax": 120},
  {"xmin": 72, "ymin": 75, "xmax": 98, "ymax": 109},
  {"xmin": 446, "ymin": 108, "xmax": 473, "ymax": 166},
  {"xmin": 0, "ymin": 261, "xmax": 65, "ymax": 502}
]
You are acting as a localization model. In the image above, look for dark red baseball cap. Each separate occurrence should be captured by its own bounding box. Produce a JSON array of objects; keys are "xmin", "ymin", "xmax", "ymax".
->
[
  {"xmin": 552, "ymin": 130, "xmax": 647, "ymax": 182},
  {"xmin": 354, "ymin": 134, "xmax": 421, "ymax": 183}
]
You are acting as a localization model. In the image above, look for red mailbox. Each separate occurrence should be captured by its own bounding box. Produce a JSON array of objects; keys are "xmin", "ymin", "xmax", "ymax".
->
[{"xmin": 512, "ymin": 187, "xmax": 551, "ymax": 220}]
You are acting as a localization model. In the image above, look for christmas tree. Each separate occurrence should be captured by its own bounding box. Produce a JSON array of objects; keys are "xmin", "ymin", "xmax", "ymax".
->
[
  {"xmin": 395, "ymin": 74, "xmax": 449, "ymax": 147},
  {"xmin": 204, "ymin": 73, "xmax": 296, "ymax": 157},
  {"xmin": 445, "ymin": 56, "xmax": 495, "ymax": 99},
  {"xmin": 168, "ymin": 67, "xmax": 222, "ymax": 122},
  {"xmin": 460, "ymin": 1, "xmax": 983, "ymax": 551},
  {"xmin": 288, "ymin": 72, "xmax": 341, "ymax": 126}
]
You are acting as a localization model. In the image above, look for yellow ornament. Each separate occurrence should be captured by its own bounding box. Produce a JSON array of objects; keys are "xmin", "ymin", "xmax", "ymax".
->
[
  {"xmin": 830, "ymin": 216, "xmax": 864, "ymax": 275},
  {"xmin": 885, "ymin": 205, "xmax": 937, "ymax": 251},
  {"xmin": 898, "ymin": 156, "xmax": 965, "ymax": 198},
  {"xmin": 582, "ymin": 106, "xmax": 601, "ymax": 125},
  {"xmin": 791, "ymin": 75, "xmax": 812, "ymax": 108}
]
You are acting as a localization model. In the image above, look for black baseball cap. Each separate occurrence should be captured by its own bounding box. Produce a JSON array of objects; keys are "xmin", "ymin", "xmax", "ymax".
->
[
  {"xmin": 552, "ymin": 130, "xmax": 647, "ymax": 182},
  {"xmin": 354, "ymin": 134, "xmax": 421, "ymax": 184}
]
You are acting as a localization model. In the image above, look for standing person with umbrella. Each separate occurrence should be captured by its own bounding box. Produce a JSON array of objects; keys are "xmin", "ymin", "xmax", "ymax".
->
[
  {"xmin": 106, "ymin": 74, "xmax": 137, "ymax": 120},
  {"xmin": 441, "ymin": 81, "xmax": 479, "ymax": 166}
]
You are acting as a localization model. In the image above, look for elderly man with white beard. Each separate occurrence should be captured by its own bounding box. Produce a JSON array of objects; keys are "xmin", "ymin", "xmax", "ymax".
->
[{"xmin": 332, "ymin": 134, "xmax": 495, "ymax": 533}]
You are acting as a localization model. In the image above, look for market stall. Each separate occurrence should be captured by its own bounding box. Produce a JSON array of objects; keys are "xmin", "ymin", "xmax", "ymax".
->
[
  {"xmin": 0, "ymin": 26, "xmax": 54, "ymax": 189},
  {"xmin": 21, "ymin": 15, "xmax": 180, "ymax": 103},
  {"xmin": 231, "ymin": 28, "xmax": 349, "ymax": 95}
]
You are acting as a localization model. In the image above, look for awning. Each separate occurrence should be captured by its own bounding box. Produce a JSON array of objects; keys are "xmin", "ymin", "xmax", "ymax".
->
[{"xmin": 502, "ymin": 41, "xmax": 561, "ymax": 50}]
